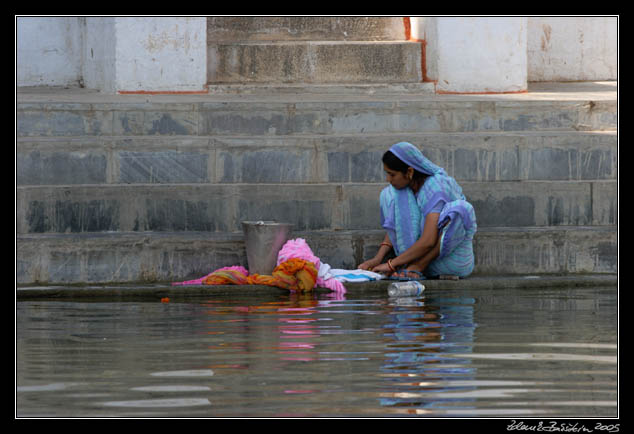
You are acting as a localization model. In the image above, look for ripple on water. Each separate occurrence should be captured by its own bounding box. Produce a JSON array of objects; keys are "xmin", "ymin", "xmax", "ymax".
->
[
  {"xmin": 102, "ymin": 398, "xmax": 211, "ymax": 408},
  {"xmin": 150, "ymin": 369, "xmax": 214, "ymax": 377}
]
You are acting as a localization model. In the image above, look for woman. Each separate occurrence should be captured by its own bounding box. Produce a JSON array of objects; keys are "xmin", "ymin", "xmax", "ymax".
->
[{"xmin": 358, "ymin": 142, "xmax": 477, "ymax": 279}]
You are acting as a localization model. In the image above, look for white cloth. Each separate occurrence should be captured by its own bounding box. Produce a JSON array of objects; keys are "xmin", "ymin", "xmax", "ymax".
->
[
  {"xmin": 318, "ymin": 262, "xmax": 385, "ymax": 284},
  {"xmin": 328, "ymin": 268, "xmax": 386, "ymax": 282},
  {"xmin": 318, "ymin": 263, "xmax": 334, "ymax": 280}
]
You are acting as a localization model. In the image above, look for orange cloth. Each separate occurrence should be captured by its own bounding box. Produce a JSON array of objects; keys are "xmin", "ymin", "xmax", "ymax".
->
[
  {"xmin": 203, "ymin": 258, "xmax": 318, "ymax": 292},
  {"xmin": 203, "ymin": 268, "xmax": 249, "ymax": 285}
]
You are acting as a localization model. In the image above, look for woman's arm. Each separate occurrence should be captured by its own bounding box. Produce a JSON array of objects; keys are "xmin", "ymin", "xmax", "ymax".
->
[
  {"xmin": 389, "ymin": 212, "xmax": 440, "ymax": 269},
  {"xmin": 358, "ymin": 233, "xmax": 393, "ymax": 270},
  {"xmin": 375, "ymin": 233, "xmax": 393, "ymax": 262}
]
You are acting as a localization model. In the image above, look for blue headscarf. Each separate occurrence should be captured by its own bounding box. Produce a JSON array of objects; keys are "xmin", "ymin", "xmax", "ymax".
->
[
  {"xmin": 388, "ymin": 141, "xmax": 445, "ymax": 177},
  {"xmin": 380, "ymin": 142, "xmax": 466, "ymax": 255}
]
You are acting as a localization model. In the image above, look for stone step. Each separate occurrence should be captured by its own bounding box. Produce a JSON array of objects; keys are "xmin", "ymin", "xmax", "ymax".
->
[
  {"xmin": 16, "ymin": 180, "xmax": 617, "ymax": 235},
  {"xmin": 16, "ymin": 131, "xmax": 617, "ymax": 185},
  {"xmin": 206, "ymin": 82, "xmax": 436, "ymax": 96},
  {"xmin": 206, "ymin": 17, "xmax": 408, "ymax": 42},
  {"xmin": 16, "ymin": 226, "xmax": 617, "ymax": 284},
  {"xmin": 205, "ymin": 17, "xmax": 413, "ymax": 85},
  {"xmin": 207, "ymin": 40, "xmax": 423, "ymax": 84},
  {"xmin": 16, "ymin": 274, "xmax": 620, "ymax": 299},
  {"xmin": 16, "ymin": 82, "xmax": 617, "ymax": 137}
]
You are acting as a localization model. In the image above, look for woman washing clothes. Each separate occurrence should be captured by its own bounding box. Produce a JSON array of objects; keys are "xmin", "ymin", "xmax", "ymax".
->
[{"xmin": 358, "ymin": 142, "xmax": 477, "ymax": 280}]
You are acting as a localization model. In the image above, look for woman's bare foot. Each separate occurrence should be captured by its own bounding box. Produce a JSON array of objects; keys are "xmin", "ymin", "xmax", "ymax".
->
[{"xmin": 392, "ymin": 266, "xmax": 424, "ymax": 279}]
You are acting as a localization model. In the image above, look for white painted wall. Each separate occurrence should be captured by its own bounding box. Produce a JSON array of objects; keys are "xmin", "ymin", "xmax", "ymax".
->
[
  {"xmin": 412, "ymin": 17, "xmax": 527, "ymax": 93},
  {"xmin": 17, "ymin": 16, "xmax": 207, "ymax": 93},
  {"xmin": 16, "ymin": 17, "xmax": 83, "ymax": 87},
  {"xmin": 527, "ymin": 17, "xmax": 617, "ymax": 81},
  {"xmin": 83, "ymin": 17, "xmax": 117, "ymax": 93},
  {"xmin": 410, "ymin": 16, "xmax": 437, "ymax": 82},
  {"xmin": 113, "ymin": 17, "xmax": 207, "ymax": 92}
]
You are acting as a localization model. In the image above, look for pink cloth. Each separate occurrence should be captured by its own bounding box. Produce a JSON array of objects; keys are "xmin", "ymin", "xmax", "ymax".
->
[
  {"xmin": 317, "ymin": 276, "xmax": 346, "ymax": 294},
  {"xmin": 278, "ymin": 239, "xmax": 346, "ymax": 295},
  {"xmin": 277, "ymin": 238, "xmax": 321, "ymax": 267}
]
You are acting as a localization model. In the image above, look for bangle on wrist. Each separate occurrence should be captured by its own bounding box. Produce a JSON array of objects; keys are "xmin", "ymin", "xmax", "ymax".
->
[
  {"xmin": 387, "ymin": 259, "xmax": 396, "ymax": 272},
  {"xmin": 380, "ymin": 242, "xmax": 392, "ymax": 248}
]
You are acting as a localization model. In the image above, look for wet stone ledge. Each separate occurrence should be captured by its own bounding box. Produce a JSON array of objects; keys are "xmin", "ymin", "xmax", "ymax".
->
[{"xmin": 16, "ymin": 274, "xmax": 618, "ymax": 300}]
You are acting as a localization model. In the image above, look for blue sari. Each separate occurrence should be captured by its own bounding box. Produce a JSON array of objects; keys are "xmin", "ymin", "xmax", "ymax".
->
[{"xmin": 380, "ymin": 142, "xmax": 477, "ymax": 277}]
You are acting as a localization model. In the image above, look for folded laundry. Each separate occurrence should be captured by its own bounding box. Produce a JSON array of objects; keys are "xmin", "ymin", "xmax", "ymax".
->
[
  {"xmin": 329, "ymin": 268, "xmax": 386, "ymax": 283},
  {"xmin": 202, "ymin": 258, "xmax": 318, "ymax": 292},
  {"xmin": 276, "ymin": 238, "xmax": 346, "ymax": 293},
  {"xmin": 172, "ymin": 238, "xmax": 346, "ymax": 294}
]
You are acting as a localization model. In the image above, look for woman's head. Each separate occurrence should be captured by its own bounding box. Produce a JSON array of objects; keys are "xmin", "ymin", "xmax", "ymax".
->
[{"xmin": 382, "ymin": 150, "xmax": 426, "ymax": 190}]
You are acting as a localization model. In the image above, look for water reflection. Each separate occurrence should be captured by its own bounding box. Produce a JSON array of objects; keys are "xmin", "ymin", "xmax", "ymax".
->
[
  {"xmin": 379, "ymin": 295, "xmax": 477, "ymax": 414},
  {"xmin": 16, "ymin": 287, "xmax": 617, "ymax": 417}
]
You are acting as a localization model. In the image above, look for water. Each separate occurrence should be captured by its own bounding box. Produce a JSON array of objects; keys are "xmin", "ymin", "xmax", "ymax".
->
[{"xmin": 16, "ymin": 286, "xmax": 618, "ymax": 418}]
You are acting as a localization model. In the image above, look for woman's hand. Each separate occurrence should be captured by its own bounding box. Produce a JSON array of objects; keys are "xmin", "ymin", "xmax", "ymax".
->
[
  {"xmin": 370, "ymin": 262, "xmax": 393, "ymax": 275},
  {"xmin": 357, "ymin": 257, "xmax": 381, "ymax": 271}
]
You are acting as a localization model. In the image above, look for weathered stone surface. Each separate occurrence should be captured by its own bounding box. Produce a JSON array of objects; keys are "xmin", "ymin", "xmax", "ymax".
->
[
  {"xmin": 17, "ymin": 150, "xmax": 108, "ymax": 185},
  {"xmin": 16, "ymin": 180, "xmax": 617, "ymax": 234},
  {"xmin": 119, "ymin": 151, "xmax": 209, "ymax": 184},
  {"xmin": 207, "ymin": 17, "xmax": 407, "ymax": 42},
  {"xmin": 473, "ymin": 226, "xmax": 617, "ymax": 275},
  {"xmin": 16, "ymin": 132, "xmax": 616, "ymax": 186},
  {"xmin": 208, "ymin": 41, "xmax": 423, "ymax": 84},
  {"xmin": 17, "ymin": 94, "xmax": 616, "ymax": 138}
]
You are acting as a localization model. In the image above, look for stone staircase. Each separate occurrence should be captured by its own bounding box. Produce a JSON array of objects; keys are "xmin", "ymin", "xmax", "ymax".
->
[
  {"xmin": 206, "ymin": 17, "xmax": 424, "ymax": 86},
  {"xmin": 16, "ymin": 18, "xmax": 617, "ymax": 285}
]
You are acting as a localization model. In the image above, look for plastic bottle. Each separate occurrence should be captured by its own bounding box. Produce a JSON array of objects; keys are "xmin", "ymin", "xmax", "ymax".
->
[{"xmin": 387, "ymin": 281, "xmax": 425, "ymax": 297}]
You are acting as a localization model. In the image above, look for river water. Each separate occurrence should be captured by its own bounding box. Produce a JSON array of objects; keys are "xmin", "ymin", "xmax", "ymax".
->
[{"xmin": 16, "ymin": 286, "xmax": 618, "ymax": 418}]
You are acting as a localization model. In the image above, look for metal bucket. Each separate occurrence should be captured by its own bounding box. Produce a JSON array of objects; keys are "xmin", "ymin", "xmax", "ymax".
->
[{"xmin": 242, "ymin": 221, "xmax": 293, "ymax": 275}]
